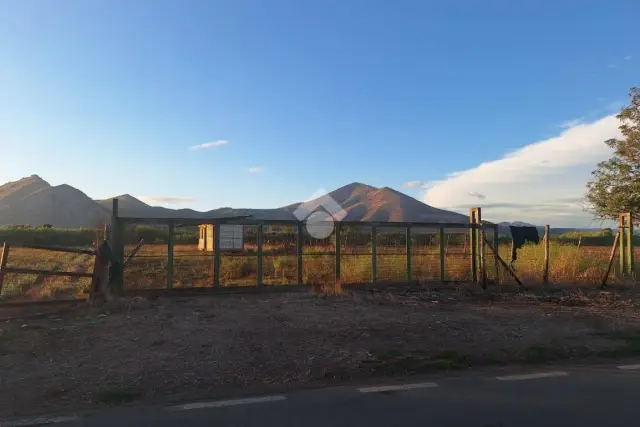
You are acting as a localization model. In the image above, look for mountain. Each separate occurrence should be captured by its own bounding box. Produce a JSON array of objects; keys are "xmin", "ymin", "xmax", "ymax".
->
[
  {"xmin": 0, "ymin": 175, "xmax": 109, "ymax": 228},
  {"xmin": 282, "ymin": 182, "xmax": 468, "ymax": 223},
  {"xmin": 0, "ymin": 176, "xmax": 497, "ymax": 228}
]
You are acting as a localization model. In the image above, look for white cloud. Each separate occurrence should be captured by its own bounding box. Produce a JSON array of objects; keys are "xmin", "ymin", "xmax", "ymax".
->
[
  {"xmin": 247, "ymin": 166, "xmax": 264, "ymax": 173},
  {"xmin": 403, "ymin": 181, "xmax": 427, "ymax": 188},
  {"xmin": 624, "ymin": 55, "xmax": 632, "ymax": 61},
  {"xmin": 190, "ymin": 140, "xmax": 230, "ymax": 150},
  {"xmin": 420, "ymin": 114, "xmax": 622, "ymax": 227},
  {"xmin": 137, "ymin": 196, "xmax": 196, "ymax": 206}
]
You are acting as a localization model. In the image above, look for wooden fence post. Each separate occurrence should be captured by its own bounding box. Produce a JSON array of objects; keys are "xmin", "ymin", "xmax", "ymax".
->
[
  {"xmin": 439, "ymin": 227, "xmax": 446, "ymax": 282},
  {"xmin": 372, "ymin": 225, "xmax": 377, "ymax": 285},
  {"xmin": 334, "ymin": 223, "xmax": 341, "ymax": 283},
  {"xmin": 109, "ymin": 198, "xmax": 125, "ymax": 295},
  {"xmin": 297, "ymin": 222, "xmax": 304, "ymax": 285},
  {"xmin": 167, "ymin": 221, "xmax": 174, "ymax": 289},
  {"xmin": 543, "ymin": 225, "xmax": 550, "ymax": 284},
  {"xmin": 257, "ymin": 224, "xmax": 263, "ymax": 287},
  {"xmin": 213, "ymin": 223, "xmax": 221, "ymax": 287},
  {"xmin": 406, "ymin": 226, "xmax": 412, "ymax": 283},
  {"xmin": 0, "ymin": 242, "xmax": 10, "ymax": 297}
]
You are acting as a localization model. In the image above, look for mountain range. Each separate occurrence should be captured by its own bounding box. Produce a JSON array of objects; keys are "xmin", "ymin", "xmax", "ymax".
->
[
  {"xmin": 0, "ymin": 175, "xmax": 602, "ymax": 235},
  {"xmin": 0, "ymin": 175, "xmax": 469, "ymax": 228}
]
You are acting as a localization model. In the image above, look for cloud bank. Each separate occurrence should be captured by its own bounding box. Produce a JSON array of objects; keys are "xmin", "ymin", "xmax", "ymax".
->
[
  {"xmin": 190, "ymin": 140, "xmax": 229, "ymax": 150},
  {"xmin": 247, "ymin": 166, "xmax": 264, "ymax": 173},
  {"xmin": 419, "ymin": 114, "xmax": 622, "ymax": 227}
]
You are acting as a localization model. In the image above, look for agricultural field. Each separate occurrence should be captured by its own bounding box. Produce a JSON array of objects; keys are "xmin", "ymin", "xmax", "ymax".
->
[{"xmin": 0, "ymin": 224, "xmax": 636, "ymax": 302}]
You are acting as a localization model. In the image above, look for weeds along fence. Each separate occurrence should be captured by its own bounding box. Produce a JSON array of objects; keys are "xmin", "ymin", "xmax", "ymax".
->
[
  {"xmin": 107, "ymin": 202, "xmax": 499, "ymax": 292},
  {"xmin": 497, "ymin": 214, "xmax": 637, "ymax": 287},
  {"xmin": 1, "ymin": 202, "xmax": 636, "ymax": 302}
]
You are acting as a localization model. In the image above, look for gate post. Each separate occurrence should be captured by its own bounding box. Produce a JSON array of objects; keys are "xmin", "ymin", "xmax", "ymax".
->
[{"xmin": 110, "ymin": 198, "xmax": 125, "ymax": 295}]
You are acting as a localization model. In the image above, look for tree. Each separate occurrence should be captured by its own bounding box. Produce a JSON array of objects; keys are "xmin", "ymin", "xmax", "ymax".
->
[{"xmin": 586, "ymin": 87, "xmax": 640, "ymax": 223}]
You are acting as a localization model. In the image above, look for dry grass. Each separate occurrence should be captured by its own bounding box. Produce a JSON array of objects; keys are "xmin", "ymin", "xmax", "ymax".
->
[{"xmin": 0, "ymin": 240, "xmax": 636, "ymax": 301}]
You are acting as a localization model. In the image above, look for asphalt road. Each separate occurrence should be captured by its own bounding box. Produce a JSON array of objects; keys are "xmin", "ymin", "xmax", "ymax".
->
[{"xmin": 5, "ymin": 362, "xmax": 640, "ymax": 427}]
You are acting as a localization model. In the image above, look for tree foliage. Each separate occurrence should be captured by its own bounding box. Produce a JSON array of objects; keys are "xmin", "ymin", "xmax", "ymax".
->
[{"xmin": 586, "ymin": 87, "xmax": 640, "ymax": 223}]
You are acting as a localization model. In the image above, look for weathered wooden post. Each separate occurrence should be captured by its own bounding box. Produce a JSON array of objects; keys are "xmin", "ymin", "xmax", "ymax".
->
[
  {"xmin": 602, "ymin": 232, "xmax": 621, "ymax": 288},
  {"xmin": 109, "ymin": 198, "xmax": 125, "ymax": 295},
  {"xmin": 90, "ymin": 240, "xmax": 113, "ymax": 306},
  {"xmin": 543, "ymin": 225, "xmax": 550, "ymax": 284},
  {"xmin": 334, "ymin": 222, "xmax": 341, "ymax": 283},
  {"xmin": 439, "ymin": 227, "xmax": 446, "ymax": 282},
  {"xmin": 0, "ymin": 242, "xmax": 10, "ymax": 297},
  {"xmin": 297, "ymin": 222, "xmax": 304, "ymax": 285},
  {"xmin": 406, "ymin": 225, "xmax": 412, "ymax": 283},
  {"xmin": 618, "ymin": 213, "xmax": 634, "ymax": 277},
  {"xmin": 213, "ymin": 222, "xmax": 221, "ymax": 287},
  {"xmin": 257, "ymin": 224, "xmax": 264, "ymax": 287},
  {"xmin": 371, "ymin": 225, "xmax": 377, "ymax": 285},
  {"xmin": 167, "ymin": 221, "xmax": 174, "ymax": 289},
  {"xmin": 476, "ymin": 209, "xmax": 486, "ymax": 288}
]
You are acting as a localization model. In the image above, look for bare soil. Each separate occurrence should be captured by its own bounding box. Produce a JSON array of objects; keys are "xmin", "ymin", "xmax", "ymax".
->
[{"xmin": 1, "ymin": 286, "xmax": 640, "ymax": 417}]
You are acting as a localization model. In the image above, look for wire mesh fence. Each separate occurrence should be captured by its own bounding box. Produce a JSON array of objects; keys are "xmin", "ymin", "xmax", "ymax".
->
[{"xmin": 5, "ymin": 219, "xmax": 638, "ymax": 302}]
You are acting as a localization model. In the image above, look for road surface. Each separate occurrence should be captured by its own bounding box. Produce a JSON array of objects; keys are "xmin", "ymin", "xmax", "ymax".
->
[{"xmin": 4, "ymin": 362, "xmax": 640, "ymax": 427}]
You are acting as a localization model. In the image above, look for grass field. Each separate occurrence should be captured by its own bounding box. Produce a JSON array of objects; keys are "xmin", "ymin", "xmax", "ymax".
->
[{"xmin": 0, "ymin": 234, "xmax": 636, "ymax": 301}]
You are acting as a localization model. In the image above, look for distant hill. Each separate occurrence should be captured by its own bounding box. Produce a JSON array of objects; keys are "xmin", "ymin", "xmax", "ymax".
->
[{"xmin": 0, "ymin": 175, "xmax": 109, "ymax": 228}]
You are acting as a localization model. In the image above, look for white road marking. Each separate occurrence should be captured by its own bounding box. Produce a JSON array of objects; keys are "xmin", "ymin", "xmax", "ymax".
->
[
  {"xmin": 496, "ymin": 371, "xmax": 568, "ymax": 381},
  {"xmin": 0, "ymin": 415, "xmax": 80, "ymax": 427},
  {"xmin": 358, "ymin": 382, "xmax": 439, "ymax": 393},
  {"xmin": 170, "ymin": 395, "xmax": 287, "ymax": 411},
  {"xmin": 617, "ymin": 364, "xmax": 640, "ymax": 370}
]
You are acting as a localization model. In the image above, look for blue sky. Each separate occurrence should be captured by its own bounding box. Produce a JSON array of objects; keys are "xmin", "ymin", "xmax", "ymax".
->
[{"xmin": 0, "ymin": 1, "xmax": 638, "ymax": 226}]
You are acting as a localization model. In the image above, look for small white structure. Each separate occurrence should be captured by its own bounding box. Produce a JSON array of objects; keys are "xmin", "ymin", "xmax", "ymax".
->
[{"xmin": 198, "ymin": 224, "xmax": 244, "ymax": 251}]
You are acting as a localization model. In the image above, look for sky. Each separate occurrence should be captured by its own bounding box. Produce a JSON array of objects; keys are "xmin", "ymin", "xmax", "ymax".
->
[{"xmin": 0, "ymin": 0, "xmax": 638, "ymax": 227}]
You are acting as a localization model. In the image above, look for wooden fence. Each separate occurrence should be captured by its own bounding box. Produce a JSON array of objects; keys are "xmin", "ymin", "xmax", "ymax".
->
[{"xmin": 0, "ymin": 241, "xmax": 111, "ymax": 302}]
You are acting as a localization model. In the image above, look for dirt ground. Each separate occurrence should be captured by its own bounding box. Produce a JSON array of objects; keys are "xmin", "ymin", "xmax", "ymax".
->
[{"xmin": 2, "ymin": 286, "xmax": 640, "ymax": 418}]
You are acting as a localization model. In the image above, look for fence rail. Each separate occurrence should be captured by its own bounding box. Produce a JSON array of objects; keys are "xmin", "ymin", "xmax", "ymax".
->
[
  {"xmin": 0, "ymin": 242, "xmax": 110, "ymax": 302},
  {"xmin": 108, "ymin": 199, "xmax": 501, "ymax": 291}
]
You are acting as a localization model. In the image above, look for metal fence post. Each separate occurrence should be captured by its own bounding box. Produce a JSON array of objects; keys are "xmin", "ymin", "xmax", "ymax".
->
[
  {"xmin": 439, "ymin": 227, "xmax": 445, "ymax": 282},
  {"xmin": 213, "ymin": 222, "xmax": 220, "ymax": 287},
  {"xmin": 543, "ymin": 225, "xmax": 550, "ymax": 284},
  {"xmin": 406, "ymin": 226, "xmax": 412, "ymax": 283},
  {"xmin": 297, "ymin": 222, "xmax": 303, "ymax": 285},
  {"xmin": 372, "ymin": 225, "xmax": 377, "ymax": 285},
  {"xmin": 335, "ymin": 223, "xmax": 341, "ymax": 283},
  {"xmin": 167, "ymin": 221, "xmax": 174, "ymax": 289},
  {"xmin": 469, "ymin": 208, "xmax": 479, "ymax": 283},
  {"xmin": 257, "ymin": 224, "xmax": 263, "ymax": 287}
]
